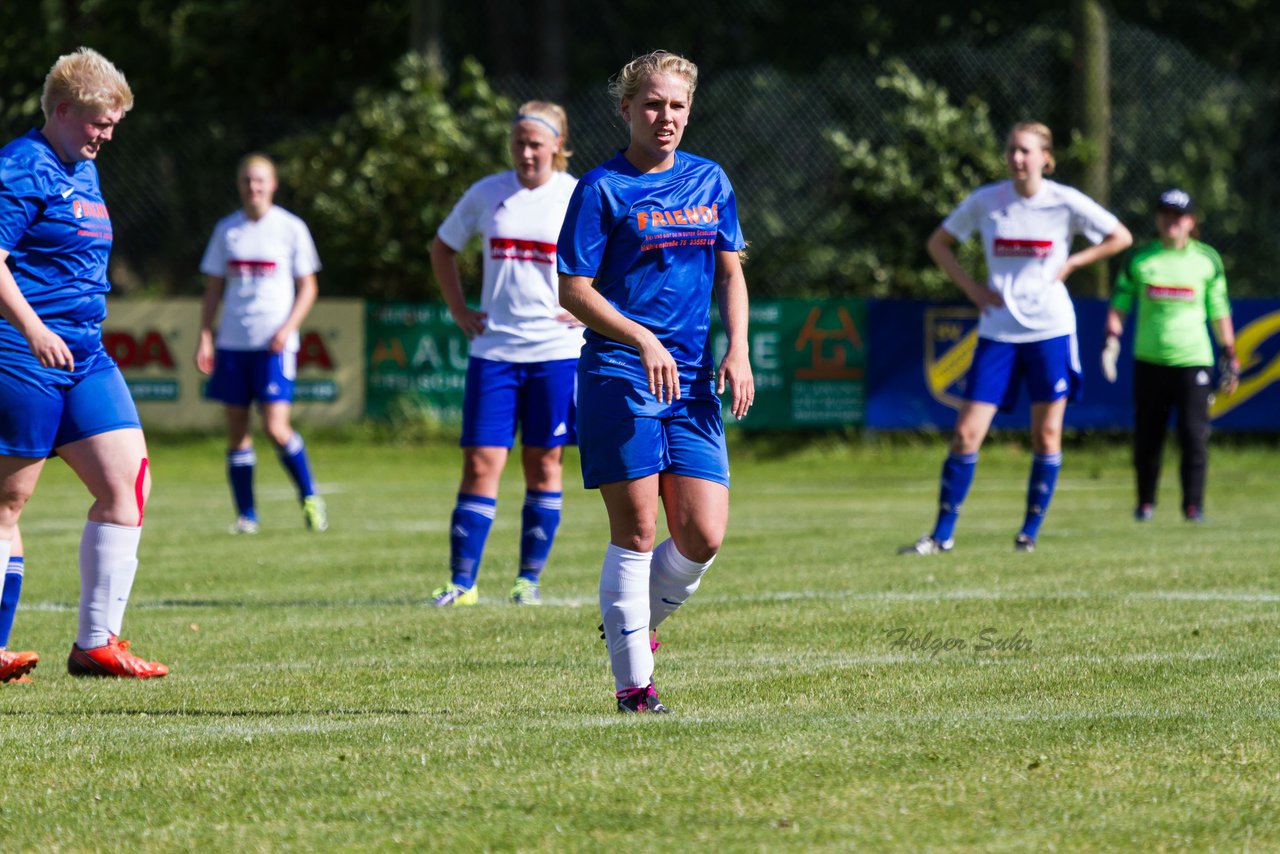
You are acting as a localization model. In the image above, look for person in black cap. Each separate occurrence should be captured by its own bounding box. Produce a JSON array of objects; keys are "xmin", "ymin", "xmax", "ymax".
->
[{"xmin": 1102, "ymin": 188, "xmax": 1239, "ymax": 523}]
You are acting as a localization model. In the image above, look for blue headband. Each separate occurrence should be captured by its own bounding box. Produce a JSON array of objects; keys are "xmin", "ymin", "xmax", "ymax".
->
[{"xmin": 513, "ymin": 114, "xmax": 561, "ymax": 137}]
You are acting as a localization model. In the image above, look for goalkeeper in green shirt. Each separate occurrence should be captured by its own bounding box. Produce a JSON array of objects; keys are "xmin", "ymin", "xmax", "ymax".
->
[{"xmin": 1102, "ymin": 188, "xmax": 1239, "ymax": 523}]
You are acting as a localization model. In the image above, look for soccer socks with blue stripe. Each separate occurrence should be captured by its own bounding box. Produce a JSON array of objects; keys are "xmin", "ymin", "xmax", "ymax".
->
[
  {"xmin": 449, "ymin": 493, "xmax": 497, "ymax": 589},
  {"xmin": 599, "ymin": 543, "xmax": 654, "ymax": 693},
  {"xmin": 0, "ymin": 545, "xmax": 19, "ymax": 649},
  {"xmin": 277, "ymin": 433, "xmax": 318, "ymax": 500},
  {"xmin": 227, "ymin": 448, "xmax": 257, "ymax": 520},
  {"xmin": 518, "ymin": 490, "xmax": 562, "ymax": 583},
  {"xmin": 649, "ymin": 538, "xmax": 713, "ymax": 631},
  {"xmin": 1021, "ymin": 452, "xmax": 1062, "ymax": 541},
  {"xmin": 931, "ymin": 452, "xmax": 978, "ymax": 544},
  {"xmin": 76, "ymin": 522, "xmax": 141, "ymax": 650}
]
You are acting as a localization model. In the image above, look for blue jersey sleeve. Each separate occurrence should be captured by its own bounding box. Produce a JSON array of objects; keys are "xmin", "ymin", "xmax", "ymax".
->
[
  {"xmin": 714, "ymin": 170, "xmax": 744, "ymax": 252},
  {"xmin": 557, "ymin": 181, "xmax": 611, "ymax": 278},
  {"xmin": 0, "ymin": 160, "xmax": 44, "ymax": 253}
]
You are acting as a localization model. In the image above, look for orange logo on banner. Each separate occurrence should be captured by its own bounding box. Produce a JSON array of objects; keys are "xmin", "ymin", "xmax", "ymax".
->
[
  {"xmin": 794, "ymin": 306, "xmax": 864, "ymax": 379},
  {"xmin": 370, "ymin": 337, "xmax": 407, "ymax": 368}
]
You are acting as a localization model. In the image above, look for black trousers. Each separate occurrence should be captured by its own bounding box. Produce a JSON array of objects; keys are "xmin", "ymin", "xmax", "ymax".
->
[{"xmin": 1132, "ymin": 359, "xmax": 1213, "ymax": 511}]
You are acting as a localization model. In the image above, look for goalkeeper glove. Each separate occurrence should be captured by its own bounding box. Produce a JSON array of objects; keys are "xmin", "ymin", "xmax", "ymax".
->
[
  {"xmin": 1100, "ymin": 335, "xmax": 1121, "ymax": 383},
  {"xmin": 1217, "ymin": 353, "xmax": 1239, "ymax": 394}
]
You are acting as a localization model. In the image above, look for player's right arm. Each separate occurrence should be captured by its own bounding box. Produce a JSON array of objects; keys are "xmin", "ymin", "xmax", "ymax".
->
[
  {"xmin": 195, "ymin": 274, "xmax": 224, "ymax": 375},
  {"xmin": 0, "ymin": 248, "xmax": 73, "ymax": 370},
  {"xmin": 926, "ymin": 226, "xmax": 1003, "ymax": 313},
  {"xmin": 559, "ymin": 274, "xmax": 679, "ymax": 403},
  {"xmin": 429, "ymin": 236, "xmax": 486, "ymax": 339}
]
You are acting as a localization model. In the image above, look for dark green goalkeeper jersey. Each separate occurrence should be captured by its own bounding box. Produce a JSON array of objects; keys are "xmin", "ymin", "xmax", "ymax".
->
[{"xmin": 1111, "ymin": 239, "xmax": 1231, "ymax": 367}]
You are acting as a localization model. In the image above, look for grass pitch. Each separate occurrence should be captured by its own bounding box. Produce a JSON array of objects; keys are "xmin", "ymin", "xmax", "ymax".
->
[{"xmin": 2, "ymin": 433, "xmax": 1277, "ymax": 851}]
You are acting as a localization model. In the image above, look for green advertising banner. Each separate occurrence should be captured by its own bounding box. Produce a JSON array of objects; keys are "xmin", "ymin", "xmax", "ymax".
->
[
  {"xmin": 711, "ymin": 299, "xmax": 866, "ymax": 430},
  {"xmin": 365, "ymin": 299, "xmax": 866, "ymax": 429},
  {"xmin": 366, "ymin": 302, "xmax": 471, "ymax": 420}
]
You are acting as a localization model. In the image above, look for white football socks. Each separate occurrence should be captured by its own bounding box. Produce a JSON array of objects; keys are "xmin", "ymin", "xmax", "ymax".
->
[
  {"xmin": 649, "ymin": 537, "xmax": 714, "ymax": 631},
  {"xmin": 76, "ymin": 522, "xmax": 142, "ymax": 650},
  {"xmin": 599, "ymin": 543, "xmax": 653, "ymax": 692}
]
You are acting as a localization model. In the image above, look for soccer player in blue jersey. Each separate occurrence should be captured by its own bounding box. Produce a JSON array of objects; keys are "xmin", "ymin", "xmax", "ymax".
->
[
  {"xmin": 0, "ymin": 47, "xmax": 167, "ymax": 679},
  {"xmin": 196, "ymin": 154, "xmax": 327, "ymax": 534},
  {"xmin": 900, "ymin": 121, "xmax": 1131, "ymax": 555},
  {"xmin": 558, "ymin": 51, "xmax": 754, "ymax": 713},
  {"xmin": 429, "ymin": 102, "xmax": 582, "ymax": 608}
]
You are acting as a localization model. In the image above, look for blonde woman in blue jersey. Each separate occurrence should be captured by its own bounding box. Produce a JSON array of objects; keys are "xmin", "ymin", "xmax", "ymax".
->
[
  {"xmin": 558, "ymin": 50, "xmax": 754, "ymax": 714},
  {"xmin": 0, "ymin": 48, "xmax": 167, "ymax": 680}
]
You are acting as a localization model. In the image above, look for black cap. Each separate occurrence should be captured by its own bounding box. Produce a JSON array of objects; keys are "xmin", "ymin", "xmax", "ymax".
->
[{"xmin": 1157, "ymin": 188, "xmax": 1193, "ymax": 214}]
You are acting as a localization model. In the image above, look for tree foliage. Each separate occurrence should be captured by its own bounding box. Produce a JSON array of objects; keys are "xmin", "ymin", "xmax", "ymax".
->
[
  {"xmin": 274, "ymin": 55, "xmax": 514, "ymax": 299},
  {"xmin": 812, "ymin": 61, "xmax": 1004, "ymax": 298}
]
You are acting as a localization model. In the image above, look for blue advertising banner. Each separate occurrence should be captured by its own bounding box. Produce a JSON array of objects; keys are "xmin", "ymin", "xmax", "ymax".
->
[{"xmin": 867, "ymin": 298, "xmax": 1280, "ymax": 432}]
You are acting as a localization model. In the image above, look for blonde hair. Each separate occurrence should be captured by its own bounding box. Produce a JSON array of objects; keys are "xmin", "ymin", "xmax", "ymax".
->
[
  {"xmin": 607, "ymin": 50, "xmax": 698, "ymax": 109},
  {"xmin": 40, "ymin": 47, "xmax": 133, "ymax": 121},
  {"xmin": 1007, "ymin": 121, "xmax": 1055, "ymax": 175},
  {"xmin": 237, "ymin": 152, "xmax": 277, "ymax": 181},
  {"xmin": 513, "ymin": 101, "xmax": 572, "ymax": 172}
]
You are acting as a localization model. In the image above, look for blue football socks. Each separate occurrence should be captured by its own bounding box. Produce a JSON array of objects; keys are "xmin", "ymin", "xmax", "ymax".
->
[
  {"xmin": 227, "ymin": 448, "xmax": 257, "ymax": 520},
  {"xmin": 1020, "ymin": 452, "xmax": 1062, "ymax": 541},
  {"xmin": 0, "ymin": 556, "xmax": 24, "ymax": 648},
  {"xmin": 519, "ymin": 490, "xmax": 563, "ymax": 583},
  {"xmin": 277, "ymin": 433, "xmax": 317, "ymax": 500},
  {"xmin": 450, "ymin": 493, "xmax": 497, "ymax": 589},
  {"xmin": 932, "ymin": 452, "xmax": 978, "ymax": 544}
]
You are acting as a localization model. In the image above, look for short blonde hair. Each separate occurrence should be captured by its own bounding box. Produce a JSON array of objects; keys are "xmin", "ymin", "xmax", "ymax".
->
[
  {"xmin": 237, "ymin": 152, "xmax": 277, "ymax": 181},
  {"xmin": 607, "ymin": 50, "xmax": 698, "ymax": 109},
  {"xmin": 1007, "ymin": 121, "xmax": 1056, "ymax": 175},
  {"xmin": 513, "ymin": 101, "xmax": 573, "ymax": 173},
  {"xmin": 40, "ymin": 47, "xmax": 133, "ymax": 121}
]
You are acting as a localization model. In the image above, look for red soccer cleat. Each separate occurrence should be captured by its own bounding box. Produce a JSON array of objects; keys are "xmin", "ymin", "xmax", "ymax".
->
[
  {"xmin": 0, "ymin": 649, "xmax": 39, "ymax": 682},
  {"xmin": 67, "ymin": 636, "xmax": 168, "ymax": 679}
]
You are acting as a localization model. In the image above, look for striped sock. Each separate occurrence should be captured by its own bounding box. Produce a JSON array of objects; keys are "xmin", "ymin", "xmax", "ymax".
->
[
  {"xmin": 449, "ymin": 493, "xmax": 497, "ymax": 589},
  {"xmin": 276, "ymin": 432, "xmax": 317, "ymax": 500},
  {"xmin": 0, "ymin": 551, "xmax": 21, "ymax": 649},
  {"xmin": 227, "ymin": 448, "xmax": 257, "ymax": 520},
  {"xmin": 932, "ymin": 452, "xmax": 978, "ymax": 544},
  {"xmin": 1021, "ymin": 452, "xmax": 1063, "ymax": 541},
  {"xmin": 518, "ymin": 490, "xmax": 563, "ymax": 583}
]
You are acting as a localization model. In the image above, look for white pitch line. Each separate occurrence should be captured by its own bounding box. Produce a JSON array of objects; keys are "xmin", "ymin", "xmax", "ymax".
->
[{"xmin": 16, "ymin": 588, "xmax": 1279, "ymax": 614}]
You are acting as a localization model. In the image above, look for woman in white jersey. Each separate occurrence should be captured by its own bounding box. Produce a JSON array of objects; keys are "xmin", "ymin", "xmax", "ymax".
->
[
  {"xmin": 196, "ymin": 153, "xmax": 327, "ymax": 535},
  {"xmin": 901, "ymin": 121, "xmax": 1132, "ymax": 555},
  {"xmin": 429, "ymin": 101, "xmax": 582, "ymax": 608}
]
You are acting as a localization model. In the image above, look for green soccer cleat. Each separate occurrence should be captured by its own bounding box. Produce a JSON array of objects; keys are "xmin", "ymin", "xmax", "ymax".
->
[
  {"xmin": 432, "ymin": 584, "xmax": 478, "ymax": 608},
  {"xmin": 509, "ymin": 578, "xmax": 541, "ymax": 605},
  {"xmin": 302, "ymin": 495, "xmax": 328, "ymax": 532}
]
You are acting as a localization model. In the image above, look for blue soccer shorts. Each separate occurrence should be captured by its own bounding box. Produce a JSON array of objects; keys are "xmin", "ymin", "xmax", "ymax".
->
[
  {"xmin": 575, "ymin": 372, "xmax": 729, "ymax": 490},
  {"xmin": 0, "ymin": 347, "xmax": 142, "ymax": 458},
  {"xmin": 205, "ymin": 349, "xmax": 296, "ymax": 407},
  {"xmin": 963, "ymin": 334, "xmax": 1082, "ymax": 412},
  {"xmin": 460, "ymin": 356, "xmax": 578, "ymax": 449}
]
